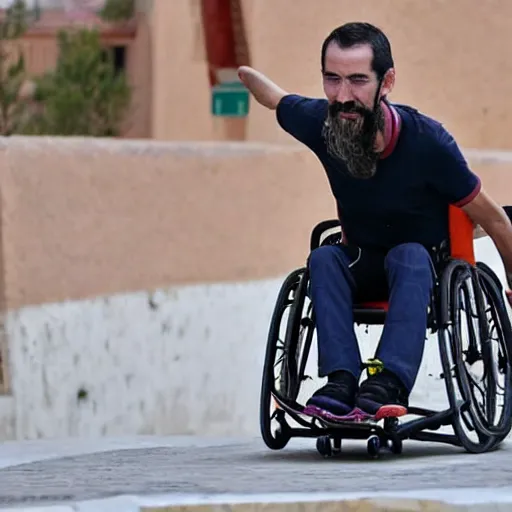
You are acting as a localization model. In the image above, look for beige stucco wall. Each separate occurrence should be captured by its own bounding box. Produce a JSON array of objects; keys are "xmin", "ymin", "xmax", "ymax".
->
[
  {"xmin": 13, "ymin": 0, "xmax": 512, "ymax": 146},
  {"xmin": 0, "ymin": 137, "xmax": 334, "ymax": 310},
  {"xmin": 3, "ymin": 1, "xmax": 512, "ymax": 438},
  {"xmin": 148, "ymin": 0, "xmax": 213, "ymax": 140},
  {"xmin": 121, "ymin": 12, "xmax": 153, "ymax": 139},
  {"xmin": 0, "ymin": 137, "xmax": 511, "ymax": 312},
  {"xmin": 237, "ymin": 0, "xmax": 512, "ymax": 149},
  {"xmin": 148, "ymin": 0, "xmax": 247, "ymax": 142},
  {"xmin": 0, "ymin": 137, "xmax": 510, "ymax": 436}
]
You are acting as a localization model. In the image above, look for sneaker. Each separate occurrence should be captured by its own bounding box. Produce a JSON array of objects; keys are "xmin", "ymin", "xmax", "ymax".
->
[
  {"xmin": 303, "ymin": 371, "xmax": 357, "ymax": 418},
  {"xmin": 355, "ymin": 369, "xmax": 409, "ymax": 420}
]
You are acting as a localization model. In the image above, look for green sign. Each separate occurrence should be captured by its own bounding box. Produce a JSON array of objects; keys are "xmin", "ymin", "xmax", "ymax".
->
[{"xmin": 211, "ymin": 82, "xmax": 249, "ymax": 117}]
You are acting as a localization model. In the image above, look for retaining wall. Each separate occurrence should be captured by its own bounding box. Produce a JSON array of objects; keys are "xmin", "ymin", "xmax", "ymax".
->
[{"xmin": 0, "ymin": 136, "xmax": 510, "ymax": 440}]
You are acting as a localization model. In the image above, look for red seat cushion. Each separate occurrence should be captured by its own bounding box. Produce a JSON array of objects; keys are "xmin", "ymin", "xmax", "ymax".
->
[{"xmin": 355, "ymin": 301, "xmax": 389, "ymax": 311}]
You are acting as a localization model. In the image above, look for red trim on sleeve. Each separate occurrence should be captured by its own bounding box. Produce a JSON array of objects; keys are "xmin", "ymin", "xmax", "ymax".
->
[{"xmin": 453, "ymin": 178, "xmax": 482, "ymax": 207}]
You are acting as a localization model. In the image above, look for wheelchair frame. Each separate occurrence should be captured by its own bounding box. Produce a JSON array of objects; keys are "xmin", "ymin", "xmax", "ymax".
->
[{"xmin": 259, "ymin": 205, "xmax": 512, "ymax": 458}]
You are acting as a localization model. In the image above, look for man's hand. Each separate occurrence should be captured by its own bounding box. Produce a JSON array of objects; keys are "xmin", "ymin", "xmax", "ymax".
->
[
  {"xmin": 462, "ymin": 188, "xmax": 512, "ymax": 307},
  {"xmin": 237, "ymin": 66, "xmax": 289, "ymax": 110}
]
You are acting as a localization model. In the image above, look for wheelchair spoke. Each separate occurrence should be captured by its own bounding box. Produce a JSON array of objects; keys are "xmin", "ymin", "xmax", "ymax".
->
[
  {"xmin": 460, "ymin": 284, "xmax": 496, "ymax": 429},
  {"xmin": 273, "ymin": 350, "xmax": 285, "ymax": 369}
]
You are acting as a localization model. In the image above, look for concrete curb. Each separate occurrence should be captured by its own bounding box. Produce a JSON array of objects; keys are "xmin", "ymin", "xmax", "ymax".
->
[
  {"xmin": 141, "ymin": 501, "xmax": 507, "ymax": 512},
  {"xmin": 1, "ymin": 490, "xmax": 512, "ymax": 512},
  {"xmin": 136, "ymin": 491, "xmax": 512, "ymax": 512}
]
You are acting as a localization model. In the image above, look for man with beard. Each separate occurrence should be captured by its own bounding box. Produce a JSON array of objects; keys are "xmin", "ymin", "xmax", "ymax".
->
[{"xmin": 238, "ymin": 22, "xmax": 512, "ymax": 422}]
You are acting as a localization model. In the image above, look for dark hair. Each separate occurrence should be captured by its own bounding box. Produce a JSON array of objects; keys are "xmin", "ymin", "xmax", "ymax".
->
[{"xmin": 321, "ymin": 22, "xmax": 394, "ymax": 79}]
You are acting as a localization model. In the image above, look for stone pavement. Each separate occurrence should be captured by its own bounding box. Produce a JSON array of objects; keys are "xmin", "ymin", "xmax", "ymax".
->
[{"xmin": 0, "ymin": 436, "xmax": 511, "ymax": 509}]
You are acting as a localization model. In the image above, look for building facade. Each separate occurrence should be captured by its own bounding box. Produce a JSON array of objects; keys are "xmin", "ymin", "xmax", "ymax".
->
[{"xmin": 10, "ymin": 0, "xmax": 512, "ymax": 149}]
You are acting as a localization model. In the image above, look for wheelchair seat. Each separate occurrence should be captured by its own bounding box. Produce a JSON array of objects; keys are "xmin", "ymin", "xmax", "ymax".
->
[{"xmin": 353, "ymin": 300, "xmax": 388, "ymax": 324}]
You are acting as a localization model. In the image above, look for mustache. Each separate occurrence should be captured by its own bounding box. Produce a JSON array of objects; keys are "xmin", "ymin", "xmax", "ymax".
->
[{"xmin": 328, "ymin": 101, "xmax": 373, "ymax": 117}]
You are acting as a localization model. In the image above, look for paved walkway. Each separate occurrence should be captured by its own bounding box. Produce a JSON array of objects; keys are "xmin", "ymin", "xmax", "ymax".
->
[{"xmin": 0, "ymin": 436, "xmax": 511, "ymax": 509}]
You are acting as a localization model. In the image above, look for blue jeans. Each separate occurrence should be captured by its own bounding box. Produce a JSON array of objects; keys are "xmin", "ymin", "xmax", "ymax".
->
[{"xmin": 308, "ymin": 242, "xmax": 434, "ymax": 392}]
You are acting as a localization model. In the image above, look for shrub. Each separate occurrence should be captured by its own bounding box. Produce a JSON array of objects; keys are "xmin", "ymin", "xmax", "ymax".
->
[{"xmin": 24, "ymin": 27, "xmax": 131, "ymax": 137}]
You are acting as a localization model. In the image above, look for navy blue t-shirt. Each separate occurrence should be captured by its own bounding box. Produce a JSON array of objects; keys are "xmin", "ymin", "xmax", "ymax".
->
[{"xmin": 276, "ymin": 94, "xmax": 481, "ymax": 253}]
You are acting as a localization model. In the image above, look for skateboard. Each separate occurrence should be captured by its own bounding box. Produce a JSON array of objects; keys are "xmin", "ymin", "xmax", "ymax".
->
[
  {"xmin": 271, "ymin": 391, "xmax": 405, "ymax": 457},
  {"xmin": 272, "ymin": 391, "xmax": 407, "ymax": 426},
  {"xmin": 272, "ymin": 391, "xmax": 376, "ymax": 428}
]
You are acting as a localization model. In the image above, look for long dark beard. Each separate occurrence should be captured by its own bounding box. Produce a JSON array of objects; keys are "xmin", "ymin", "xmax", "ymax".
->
[{"xmin": 322, "ymin": 99, "xmax": 385, "ymax": 179}]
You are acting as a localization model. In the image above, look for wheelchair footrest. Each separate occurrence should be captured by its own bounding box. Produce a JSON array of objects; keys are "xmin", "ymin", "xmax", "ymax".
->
[{"xmin": 397, "ymin": 407, "xmax": 454, "ymax": 437}]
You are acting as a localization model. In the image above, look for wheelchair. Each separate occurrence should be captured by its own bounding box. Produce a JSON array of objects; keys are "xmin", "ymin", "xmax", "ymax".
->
[{"xmin": 259, "ymin": 205, "xmax": 512, "ymax": 458}]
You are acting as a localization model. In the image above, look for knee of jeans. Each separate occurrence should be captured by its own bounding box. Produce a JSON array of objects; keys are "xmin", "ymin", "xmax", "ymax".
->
[
  {"xmin": 385, "ymin": 242, "xmax": 431, "ymax": 269},
  {"xmin": 308, "ymin": 245, "xmax": 345, "ymax": 272}
]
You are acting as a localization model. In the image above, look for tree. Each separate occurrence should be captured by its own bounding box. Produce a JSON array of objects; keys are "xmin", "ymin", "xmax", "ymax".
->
[
  {"xmin": 24, "ymin": 27, "xmax": 131, "ymax": 136},
  {"xmin": 98, "ymin": 0, "xmax": 135, "ymax": 23},
  {"xmin": 0, "ymin": 0, "xmax": 40, "ymax": 135}
]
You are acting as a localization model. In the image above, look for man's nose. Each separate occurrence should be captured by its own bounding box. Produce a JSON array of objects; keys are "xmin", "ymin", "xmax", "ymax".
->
[{"xmin": 335, "ymin": 80, "xmax": 354, "ymax": 104}]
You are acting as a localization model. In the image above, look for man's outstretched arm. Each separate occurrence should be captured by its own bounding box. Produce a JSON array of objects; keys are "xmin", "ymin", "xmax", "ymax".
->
[
  {"xmin": 238, "ymin": 66, "xmax": 324, "ymax": 151},
  {"xmin": 237, "ymin": 66, "xmax": 288, "ymax": 110}
]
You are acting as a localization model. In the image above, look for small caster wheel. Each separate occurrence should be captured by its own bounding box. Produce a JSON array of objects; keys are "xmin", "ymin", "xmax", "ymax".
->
[
  {"xmin": 316, "ymin": 436, "xmax": 333, "ymax": 458},
  {"xmin": 389, "ymin": 436, "xmax": 403, "ymax": 455},
  {"xmin": 367, "ymin": 434, "xmax": 381, "ymax": 459}
]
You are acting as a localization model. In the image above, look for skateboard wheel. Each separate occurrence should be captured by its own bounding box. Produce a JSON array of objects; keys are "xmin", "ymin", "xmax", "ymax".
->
[
  {"xmin": 389, "ymin": 436, "xmax": 403, "ymax": 455},
  {"xmin": 316, "ymin": 436, "xmax": 332, "ymax": 458},
  {"xmin": 367, "ymin": 434, "xmax": 380, "ymax": 458}
]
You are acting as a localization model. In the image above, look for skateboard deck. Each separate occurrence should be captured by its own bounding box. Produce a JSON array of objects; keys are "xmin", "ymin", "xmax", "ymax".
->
[
  {"xmin": 272, "ymin": 392, "xmax": 377, "ymax": 428},
  {"xmin": 272, "ymin": 391, "xmax": 406, "ymax": 427}
]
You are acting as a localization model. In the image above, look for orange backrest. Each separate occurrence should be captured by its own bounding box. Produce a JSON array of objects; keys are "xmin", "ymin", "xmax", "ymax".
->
[{"xmin": 448, "ymin": 205, "xmax": 476, "ymax": 265}]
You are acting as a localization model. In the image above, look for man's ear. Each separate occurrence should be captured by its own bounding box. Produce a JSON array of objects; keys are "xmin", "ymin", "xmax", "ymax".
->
[{"xmin": 380, "ymin": 68, "xmax": 395, "ymax": 97}]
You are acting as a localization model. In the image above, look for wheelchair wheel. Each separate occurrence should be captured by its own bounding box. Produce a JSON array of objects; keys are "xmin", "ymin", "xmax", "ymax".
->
[
  {"xmin": 281, "ymin": 267, "xmax": 315, "ymax": 402},
  {"xmin": 259, "ymin": 267, "xmax": 306, "ymax": 449},
  {"xmin": 438, "ymin": 260, "xmax": 512, "ymax": 453},
  {"xmin": 474, "ymin": 263, "xmax": 512, "ymax": 444}
]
